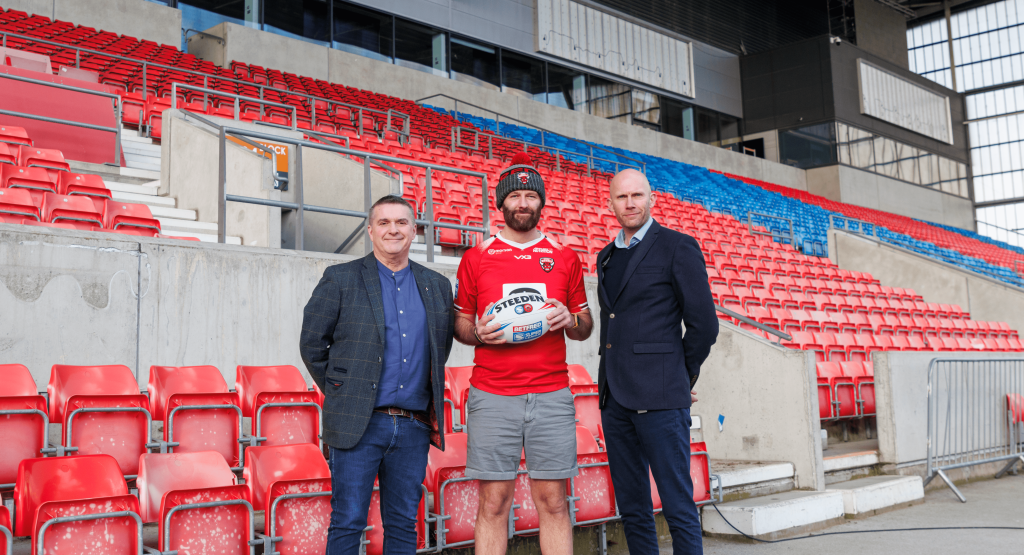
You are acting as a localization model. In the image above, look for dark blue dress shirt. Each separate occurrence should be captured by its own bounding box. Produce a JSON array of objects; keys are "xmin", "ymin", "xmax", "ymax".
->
[{"xmin": 375, "ymin": 259, "xmax": 431, "ymax": 411}]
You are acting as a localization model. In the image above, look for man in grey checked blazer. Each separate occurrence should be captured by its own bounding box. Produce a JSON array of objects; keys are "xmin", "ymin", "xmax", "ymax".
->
[{"xmin": 300, "ymin": 195, "xmax": 455, "ymax": 555}]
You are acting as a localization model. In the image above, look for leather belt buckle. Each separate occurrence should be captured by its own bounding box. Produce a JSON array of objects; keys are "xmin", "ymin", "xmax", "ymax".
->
[{"xmin": 386, "ymin": 407, "xmax": 406, "ymax": 416}]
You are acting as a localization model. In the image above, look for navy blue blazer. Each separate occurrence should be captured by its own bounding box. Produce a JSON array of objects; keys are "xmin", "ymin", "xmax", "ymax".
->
[
  {"xmin": 300, "ymin": 253, "xmax": 455, "ymax": 450},
  {"xmin": 596, "ymin": 220, "xmax": 719, "ymax": 411}
]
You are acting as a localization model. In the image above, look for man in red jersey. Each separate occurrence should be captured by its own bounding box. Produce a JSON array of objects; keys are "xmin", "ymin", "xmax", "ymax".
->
[{"xmin": 454, "ymin": 152, "xmax": 593, "ymax": 555}]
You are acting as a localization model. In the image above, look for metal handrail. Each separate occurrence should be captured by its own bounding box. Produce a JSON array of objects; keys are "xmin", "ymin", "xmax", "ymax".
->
[
  {"xmin": 0, "ymin": 29, "xmax": 409, "ymax": 137},
  {"xmin": 828, "ymin": 214, "xmax": 878, "ymax": 237},
  {"xmin": 183, "ymin": 28, "xmax": 225, "ymax": 44},
  {"xmin": 0, "ymin": 71, "xmax": 122, "ymax": 165},
  {"xmin": 416, "ymin": 93, "xmax": 645, "ymax": 176},
  {"xmin": 715, "ymin": 303, "xmax": 792, "ymax": 343},
  {"xmin": 747, "ymin": 211, "xmax": 794, "ymax": 245},
  {"xmin": 171, "ymin": 82, "xmax": 297, "ymax": 129}
]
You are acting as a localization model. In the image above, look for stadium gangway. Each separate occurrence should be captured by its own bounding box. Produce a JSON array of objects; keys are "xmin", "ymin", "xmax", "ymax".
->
[
  {"xmin": 828, "ymin": 215, "xmax": 1024, "ymax": 289},
  {"xmin": 926, "ymin": 358, "xmax": 1024, "ymax": 502},
  {"xmin": 415, "ymin": 93, "xmax": 645, "ymax": 177},
  {"xmin": 715, "ymin": 304, "xmax": 792, "ymax": 345},
  {"xmin": 0, "ymin": 72, "xmax": 122, "ymax": 165},
  {"xmin": 0, "ymin": 30, "xmax": 411, "ymax": 142},
  {"xmin": 746, "ymin": 211, "xmax": 795, "ymax": 246},
  {"xmin": 183, "ymin": 112, "xmax": 489, "ymax": 260}
]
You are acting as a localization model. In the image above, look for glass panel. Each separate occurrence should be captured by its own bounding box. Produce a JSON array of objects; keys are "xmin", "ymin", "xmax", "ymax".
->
[
  {"xmin": 265, "ymin": 0, "xmax": 330, "ymax": 46},
  {"xmin": 682, "ymin": 107, "xmax": 695, "ymax": 141},
  {"xmin": 778, "ymin": 123, "xmax": 836, "ymax": 168},
  {"xmin": 720, "ymin": 115, "xmax": 740, "ymax": 141},
  {"xmin": 501, "ymin": 51, "xmax": 545, "ymax": 102},
  {"xmin": 696, "ymin": 109, "xmax": 718, "ymax": 144},
  {"xmin": 660, "ymin": 96, "xmax": 687, "ymax": 139},
  {"xmin": 588, "ymin": 75, "xmax": 630, "ymax": 122},
  {"xmin": 394, "ymin": 19, "xmax": 446, "ymax": 77},
  {"xmin": 546, "ymin": 63, "xmax": 586, "ymax": 112},
  {"xmin": 632, "ymin": 89, "xmax": 660, "ymax": 126},
  {"xmin": 332, "ymin": 1, "xmax": 392, "ymax": 63},
  {"xmin": 450, "ymin": 36, "xmax": 499, "ymax": 90}
]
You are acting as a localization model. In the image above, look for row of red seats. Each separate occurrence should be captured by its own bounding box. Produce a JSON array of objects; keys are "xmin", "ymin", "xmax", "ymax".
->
[
  {"xmin": 782, "ymin": 331, "xmax": 1022, "ymax": 358},
  {"xmin": 817, "ymin": 361, "xmax": 875, "ymax": 420},
  {"xmin": 739, "ymin": 307, "xmax": 1009, "ymax": 338}
]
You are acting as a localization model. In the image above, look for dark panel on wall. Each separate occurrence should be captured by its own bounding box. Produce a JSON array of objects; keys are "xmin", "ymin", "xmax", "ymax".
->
[
  {"xmin": 590, "ymin": 0, "xmax": 828, "ymax": 55},
  {"xmin": 740, "ymin": 36, "xmax": 835, "ymax": 135},
  {"xmin": 830, "ymin": 40, "xmax": 967, "ymax": 162}
]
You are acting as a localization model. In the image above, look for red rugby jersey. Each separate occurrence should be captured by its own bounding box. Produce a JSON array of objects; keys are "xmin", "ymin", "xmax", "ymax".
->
[{"xmin": 454, "ymin": 233, "xmax": 589, "ymax": 395}]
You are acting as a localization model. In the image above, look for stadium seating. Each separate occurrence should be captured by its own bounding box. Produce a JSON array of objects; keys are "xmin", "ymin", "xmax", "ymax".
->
[
  {"xmin": 46, "ymin": 364, "xmax": 154, "ymax": 476},
  {"xmin": 0, "ymin": 364, "xmax": 47, "ymax": 488},
  {"xmin": 137, "ymin": 451, "xmax": 254, "ymax": 554},
  {"xmin": 0, "ymin": 496, "xmax": 9, "ymax": 555},
  {"xmin": 235, "ymin": 364, "xmax": 321, "ymax": 449},
  {"xmin": 425, "ymin": 432, "xmax": 477, "ymax": 548},
  {"xmin": 14, "ymin": 454, "xmax": 142, "ymax": 551},
  {"xmin": 243, "ymin": 443, "xmax": 332, "ymax": 555},
  {"xmin": 147, "ymin": 365, "xmax": 244, "ymax": 468},
  {"xmin": 570, "ymin": 425, "xmax": 616, "ymax": 526}
]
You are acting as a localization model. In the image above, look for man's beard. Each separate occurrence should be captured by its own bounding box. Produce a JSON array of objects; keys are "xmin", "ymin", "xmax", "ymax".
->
[{"xmin": 502, "ymin": 205, "xmax": 541, "ymax": 232}]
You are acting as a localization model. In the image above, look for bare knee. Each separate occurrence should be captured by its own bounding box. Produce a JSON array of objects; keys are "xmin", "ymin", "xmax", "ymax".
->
[
  {"xmin": 479, "ymin": 481, "xmax": 515, "ymax": 519},
  {"xmin": 530, "ymin": 480, "xmax": 568, "ymax": 516}
]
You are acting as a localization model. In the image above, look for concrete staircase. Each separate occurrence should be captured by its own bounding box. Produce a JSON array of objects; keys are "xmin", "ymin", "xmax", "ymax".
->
[{"xmin": 68, "ymin": 127, "xmax": 241, "ymax": 244}]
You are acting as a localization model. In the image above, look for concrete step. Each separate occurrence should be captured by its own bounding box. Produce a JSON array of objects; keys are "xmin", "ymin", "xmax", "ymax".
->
[
  {"xmin": 149, "ymin": 205, "xmax": 197, "ymax": 221},
  {"xmin": 121, "ymin": 142, "xmax": 161, "ymax": 157},
  {"xmin": 120, "ymin": 132, "xmax": 154, "ymax": 146},
  {"xmin": 126, "ymin": 160, "xmax": 162, "ymax": 172},
  {"xmin": 826, "ymin": 476, "xmax": 924, "ymax": 518},
  {"xmin": 120, "ymin": 167, "xmax": 160, "ymax": 181},
  {"xmin": 162, "ymin": 229, "xmax": 242, "ymax": 244},
  {"xmin": 823, "ymin": 448, "xmax": 879, "ymax": 473},
  {"xmin": 711, "ymin": 461, "xmax": 795, "ymax": 501},
  {"xmin": 702, "ymin": 490, "xmax": 845, "ymax": 541},
  {"xmin": 104, "ymin": 180, "xmax": 160, "ymax": 196},
  {"xmin": 112, "ymin": 191, "xmax": 175, "ymax": 207},
  {"xmin": 157, "ymin": 218, "xmax": 218, "ymax": 232}
]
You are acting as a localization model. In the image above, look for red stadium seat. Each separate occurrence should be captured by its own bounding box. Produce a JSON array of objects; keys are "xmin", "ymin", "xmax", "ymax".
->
[
  {"xmin": 840, "ymin": 361, "xmax": 875, "ymax": 415},
  {"xmin": 816, "ymin": 362, "xmax": 856, "ymax": 419},
  {"xmin": 246, "ymin": 443, "xmax": 332, "ymax": 555},
  {"xmin": 41, "ymin": 192, "xmax": 103, "ymax": 230},
  {"xmin": 690, "ymin": 441, "xmax": 714, "ymax": 505},
  {"xmin": 0, "ymin": 126, "xmax": 31, "ymax": 147},
  {"xmin": 148, "ymin": 365, "xmax": 243, "ymax": 469},
  {"xmin": 236, "ymin": 365, "xmax": 321, "ymax": 448},
  {"xmin": 570, "ymin": 425, "xmax": 616, "ymax": 526},
  {"xmin": 0, "ymin": 499, "xmax": 9, "ymax": 555},
  {"xmin": 0, "ymin": 364, "xmax": 48, "ymax": 489},
  {"xmin": 14, "ymin": 454, "xmax": 142, "ymax": 553},
  {"xmin": 446, "ymin": 365, "xmax": 474, "ymax": 427},
  {"xmin": 47, "ymin": 364, "xmax": 153, "ymax": 476},
  {"xmin": 103, "ymin": 199, "xmax": 161, "ymax": 236},
  {"xmin": 1, "ymin": 165, "xmax": 56, "ymax": 200},
  {"xmin": 0, "ymin": 143, "xmax": 14, "ymax": 166},
  {"xmin": 136, "ymin": 451, "xmax": 238, "ymax": 522},
  {"xmin": 58, "ymin": 172, "xmax": 110, "ymax": 200},
  {"xmin": 426, "ymin": 433, "xmax": 477, "ymax": 548},
  {"xmin": 17, "ymin": 146, "xmax": 69, "ymax": 175}
]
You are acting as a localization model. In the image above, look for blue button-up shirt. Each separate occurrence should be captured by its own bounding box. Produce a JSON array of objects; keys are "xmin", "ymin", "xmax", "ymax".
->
[
  {"xmin": 614, "ymin": 216, "xmax": 655, "ymax": 249},
  {"xmin": 375, "ymin": 259, "xmax": 431, "ymax": 411}
]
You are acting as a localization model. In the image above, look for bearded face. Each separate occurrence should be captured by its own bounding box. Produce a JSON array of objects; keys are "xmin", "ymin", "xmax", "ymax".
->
[{"xmin": 501, "ymin": 190, "xmax": 543, "ymax": 232}]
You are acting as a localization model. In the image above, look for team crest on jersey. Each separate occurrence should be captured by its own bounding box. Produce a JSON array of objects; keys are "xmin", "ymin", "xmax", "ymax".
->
[
  {"xmin": 518, "ymin": 172, "xmax": 529, "ymax": 185},
  {"xmin": 539, "ymin": 257, "xmax": 555, "ymax": 272}
]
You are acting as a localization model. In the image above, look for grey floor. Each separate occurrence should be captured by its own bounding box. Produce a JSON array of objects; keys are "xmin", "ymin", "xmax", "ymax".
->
[{"xmin": 689, "ymin": 474, "xmax": 1024, "ymax": 555}]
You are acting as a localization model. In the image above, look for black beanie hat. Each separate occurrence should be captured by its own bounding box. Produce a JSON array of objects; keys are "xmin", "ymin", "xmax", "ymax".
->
[{"xmin": 496, "ymin": 152, "xmax": 546, "ymax": 210}]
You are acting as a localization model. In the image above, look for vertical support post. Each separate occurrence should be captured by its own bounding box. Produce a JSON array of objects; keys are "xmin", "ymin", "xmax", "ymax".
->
[
  {"xmin": 482, "ymin": 174, "xmax": 490, "ymax": 238},
  {"xmin": 425, "ymin": 167, "xmax": 435, "ymax": 263},
  {"xmin": 259, "ymin": 86, "xmax": 264, "ymax": 118},
  {"xmin": 488, "ymin": 135, "xmax": 492, "ymax": 160},
  {"xmin": 234, "ymin": 96, "xmax": 240, "ymax": 121},
  {"xmin": 76, "ymin": 49, "xmax": 80, "ymax": 68},
  {"xmin": 295, "ymin": 145, "xmax": 304, "ymax": 251},
  {"xmin": 944, "ymin": 0, "xmax": 957, "ymax": 92},
  {"xmin": 311, "ymin": 97, "xmax": 317, "ymax": 127},
  {"xmin": 364, "ymin": 156, "xmax": 373, "ymax": 255},
  {"xmin": 217, "ymin": 127, "xmax": 227, "ymax": 244},
  {"xmin": 203, "ymin": 76, "xmax": 209, "ymax": 110},
  {"xmin": 142, "ymin": 62, "xmax": 147, "ymax": 101},
  {"xmin": 114, "ymin": 100, "xmax": 122, "ymax": 166}
]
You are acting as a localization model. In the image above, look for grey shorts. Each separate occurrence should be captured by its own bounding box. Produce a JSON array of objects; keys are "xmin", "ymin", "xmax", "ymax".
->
[{"xmin": 465, "ymin": 386, "xmax": 579, "ymax": 481}]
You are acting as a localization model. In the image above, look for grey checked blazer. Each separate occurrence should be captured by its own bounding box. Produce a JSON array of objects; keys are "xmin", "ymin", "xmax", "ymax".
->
[{"xmin": 300, "ymin": 253, "xmax": 455, "ymax": 450}]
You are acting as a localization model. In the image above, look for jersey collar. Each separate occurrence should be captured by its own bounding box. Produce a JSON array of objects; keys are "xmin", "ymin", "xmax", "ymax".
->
[{"xmin": 495, "ymin": 231, "xmax": 546, "ymax": 250}]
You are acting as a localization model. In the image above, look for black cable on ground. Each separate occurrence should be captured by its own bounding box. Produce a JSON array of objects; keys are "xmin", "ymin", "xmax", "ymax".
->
[{"xmin": 709, "ymin": 504, "xmax": 1024, "ymax": 543}]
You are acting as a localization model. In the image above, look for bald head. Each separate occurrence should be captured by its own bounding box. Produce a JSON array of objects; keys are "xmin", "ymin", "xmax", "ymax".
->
[{"xmin": 608, "ymin": 168, "xmax": 655, "ymax": 236}]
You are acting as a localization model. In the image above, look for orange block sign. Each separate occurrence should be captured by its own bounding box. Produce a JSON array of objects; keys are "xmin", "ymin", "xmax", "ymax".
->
[{"xmin": 228, "ymin": 136, "xmax": 289, "ymax": 173}]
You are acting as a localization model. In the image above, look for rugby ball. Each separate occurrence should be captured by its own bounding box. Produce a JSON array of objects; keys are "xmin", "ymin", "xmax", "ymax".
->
[{"xmin": 486, "ymin": 292, "xmax": 558, "ymax": 344}]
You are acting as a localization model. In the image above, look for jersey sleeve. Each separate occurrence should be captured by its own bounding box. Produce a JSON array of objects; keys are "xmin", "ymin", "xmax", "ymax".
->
[
  {"xmin": 453, "ymin": 249, "xmax": 478, "ymax": 316},
  {"xmin": 565, "ymin": 248, "xmax": 589, "ymax": 313}
]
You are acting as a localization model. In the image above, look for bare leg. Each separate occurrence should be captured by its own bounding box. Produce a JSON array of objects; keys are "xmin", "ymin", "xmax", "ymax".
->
[
  {"xmin": 530, "ymin": 478, "xmax": 572, "ymax": 555},
  {"xmin": 475, "ymin": 479, "xmax": 516, "ymax": 555}
]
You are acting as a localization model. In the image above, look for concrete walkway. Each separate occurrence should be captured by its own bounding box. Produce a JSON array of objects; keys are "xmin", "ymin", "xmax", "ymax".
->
[{"xmin": 687, "ymin": 475, "xmax": 1024, "ymax": 555}]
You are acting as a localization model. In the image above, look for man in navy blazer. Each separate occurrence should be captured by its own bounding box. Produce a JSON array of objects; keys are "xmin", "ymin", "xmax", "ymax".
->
[{"xmin": 596, "ymin": 169, "xmax": 718, "ymax": 555}]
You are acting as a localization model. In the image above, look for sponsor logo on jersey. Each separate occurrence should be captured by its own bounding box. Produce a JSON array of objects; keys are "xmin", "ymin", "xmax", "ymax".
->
[
  {"xmin": 539, "ymin": 257, "xmax": 555, "ymax": 272},
  {"xmin": 487, "ymin": 248, "xmax": 512, "ymax": 255},
  {"xmin": 514, "ymin": 255, "xmax": 531, "ymax": 260},
  {"xmin": 533, "ymin": 247, "xmax": 553, "ymax": 253}
]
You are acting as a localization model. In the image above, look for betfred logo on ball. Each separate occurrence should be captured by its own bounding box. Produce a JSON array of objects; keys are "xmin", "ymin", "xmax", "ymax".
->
[{"xmin": 486, "ymin": 287, "xmax": 557, "ymax": 344}]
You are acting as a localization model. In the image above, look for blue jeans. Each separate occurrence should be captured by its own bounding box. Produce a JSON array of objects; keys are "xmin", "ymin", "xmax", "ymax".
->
[
  {"xmin": 601, "ymin": 389, "xmax": 702, "ymax": 555},
  {"xmin": 327, "ymin": 411, "xmax": 431, "ymax": 555}
]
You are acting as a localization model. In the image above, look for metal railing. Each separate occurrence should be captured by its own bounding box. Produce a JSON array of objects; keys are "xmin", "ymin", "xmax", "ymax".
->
[
  {"xmin": 746, "ymin": 211, "xmax": 794, "ymax": 245},
  {"xmin": 926, "ymin": 358, "xmax": 1024, "ymax": 502},
  {"xmin": 715, "ymin": 303, "xmax": 792, "ymax": 344},
  {"xmin": 0, "ymin": 71, "xmax": 122, "ymax": 165},
  {"xmin": 172, "ymin": 82, "xmax": 297, "ymax": 129},
  {"xmin": 0, "ymin": 29, "xmax": 410, "ymax": 140},
  {"xmin": 416, "ymin": 93, "xmax": 645, "ymax": 176},
  {"xmin": 182, "ymin": 112, "xmax": 489, "ymax": 261},
  {"xmin": 828, "ymin": 214, "xmax": 879, "ymax": 237}
]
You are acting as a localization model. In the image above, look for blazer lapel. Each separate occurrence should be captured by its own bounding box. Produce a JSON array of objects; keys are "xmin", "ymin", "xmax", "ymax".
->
[
  {"xmin": 611, "ymin": 220, "xmax": 661, "ymax": 306},
  {"xmin": 361, "ymin": 253, "xmax": 388, "ymax": 345},
  {"xmin": 596, "ymin": 243, "xmax": 614, "ymax": 308}
]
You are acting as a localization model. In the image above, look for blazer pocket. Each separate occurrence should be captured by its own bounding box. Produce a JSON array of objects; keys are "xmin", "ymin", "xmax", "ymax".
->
[
  {"xmin": 325, "ymin": 367, "xmax": 347, "ymax": 389},
  {"xmin": 633, "ymin": 342, "xmax": 674, "ymax": 354},
  {"xmin": 637, "ymin": 266, "xmax": 664, "ymax": 274}
]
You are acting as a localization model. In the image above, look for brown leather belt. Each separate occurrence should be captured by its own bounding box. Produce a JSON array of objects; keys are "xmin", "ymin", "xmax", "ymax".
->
[{"xmin": 374, "ymin": 406, "xmax": 432, "ymax": 428}]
